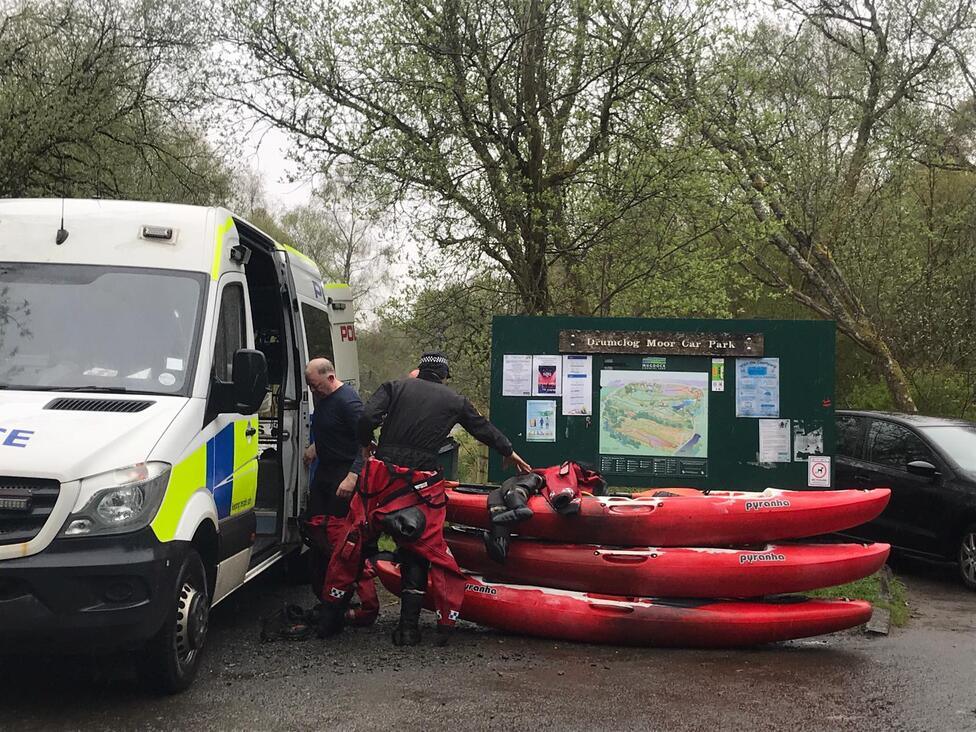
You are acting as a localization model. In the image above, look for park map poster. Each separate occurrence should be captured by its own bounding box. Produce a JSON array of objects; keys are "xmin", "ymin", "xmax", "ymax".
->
[{"xmin": 599, "ymin": 370, "xmax": 709, "ymax": 458}]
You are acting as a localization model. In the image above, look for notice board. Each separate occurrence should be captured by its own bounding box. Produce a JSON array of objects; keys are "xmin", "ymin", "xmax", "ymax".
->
[{"xmin": 488, "ymin": 316, "xmax": 836, "ymax": 491}]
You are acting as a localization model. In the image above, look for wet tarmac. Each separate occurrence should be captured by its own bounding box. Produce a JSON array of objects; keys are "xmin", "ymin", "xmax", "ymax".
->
[{"xmin": 1, "ymin": 555, "xmax": 973, "ymax": 731}]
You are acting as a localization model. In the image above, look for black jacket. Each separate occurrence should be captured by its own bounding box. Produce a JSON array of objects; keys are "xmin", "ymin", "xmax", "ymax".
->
[{"xmin": 358, "ymin": 374, "xmax": 513, "ymax": 471}]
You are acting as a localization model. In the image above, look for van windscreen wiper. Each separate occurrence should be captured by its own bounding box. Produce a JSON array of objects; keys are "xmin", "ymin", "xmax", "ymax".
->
[{"xmin": 24, "ymin": 385, "xmax": 134, "ymax": 394}]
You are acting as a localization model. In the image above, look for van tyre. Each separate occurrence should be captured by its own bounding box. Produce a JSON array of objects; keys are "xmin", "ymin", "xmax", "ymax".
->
[
  {"xmin": 138, "ymin": 548, "xmax": 210, "ymax": 694},
  {"xmin": 958, "ymin": 524, "xmax": 976, "ymax": 591}
]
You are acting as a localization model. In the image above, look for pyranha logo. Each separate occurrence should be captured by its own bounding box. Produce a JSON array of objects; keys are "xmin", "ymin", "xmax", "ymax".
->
[
  {"xmin": 744, "ymin": 498, "xmax": 791, "ymax": 512},
  {"xmin": 739, "ymin": 553, "xmax": 787, "ymax": 565},
  {"xmin": 465, "ymin": 583, "xmax": 497, "ymax": 595}
]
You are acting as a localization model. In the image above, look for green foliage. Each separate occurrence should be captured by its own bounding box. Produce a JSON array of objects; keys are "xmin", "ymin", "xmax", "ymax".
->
[
  {"xmin": 222, "ymin": 0, "xmax": 975, "ymax": 420},
  {"xmin": 356, "ymin": 321, "xmax": 416, "ymax": 398},
  {"xmin": 378, "ymin": 264, "xmax": 520, "ymax": 409},
  {"xmin": 224, "ymin": 0, "xmax": 719, "ymax": 315},
  {"xmin": 0, "ymin": 0, "xmax": 230, "ymax": 203},
  {"xmin": 455, "ymin": 430, "xmax": 490, "ymax": 484},
  {"xmin": 807, "ymin": 571, "xmax": 909, "ymax": 628}
]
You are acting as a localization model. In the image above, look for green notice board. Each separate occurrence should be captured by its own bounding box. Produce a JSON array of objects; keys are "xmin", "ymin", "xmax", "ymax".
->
[{"xmin": 488, "ymin": 316, "xmax": 836, "ymax": 491}]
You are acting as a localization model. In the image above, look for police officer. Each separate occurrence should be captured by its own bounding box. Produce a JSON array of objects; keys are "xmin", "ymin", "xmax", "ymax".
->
[{"xmin": 340, "ymin": 350, "xmax": 531, "ymax": 645}]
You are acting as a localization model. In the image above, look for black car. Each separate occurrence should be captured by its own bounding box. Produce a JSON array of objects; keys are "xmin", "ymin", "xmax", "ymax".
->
[{"xmin": 835, "ymin": 410, "xmax": 976, "ymax": 589}]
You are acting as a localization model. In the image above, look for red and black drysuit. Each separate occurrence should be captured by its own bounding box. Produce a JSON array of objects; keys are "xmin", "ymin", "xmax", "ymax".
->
[
  {"xmin": 320, "ymin": 371, "xmax": 515, "ymax": 637},
  {"xmin": 322, "ymin": 457, "xmax": 464, "ymax": 626},
  {"xmin": 484, "ymin": 461, "xmax": 607, "ymax": 562}
]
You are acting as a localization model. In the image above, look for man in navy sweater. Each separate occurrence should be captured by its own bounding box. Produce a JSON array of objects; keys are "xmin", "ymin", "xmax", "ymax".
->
[{"xmin": 303, "ymin": 357, "xmax": 378, "ymax": 624}]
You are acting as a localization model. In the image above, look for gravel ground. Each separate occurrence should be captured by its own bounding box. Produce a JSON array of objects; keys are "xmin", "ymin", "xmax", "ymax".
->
[{"xmin": 1, "ymin": 555, "xmax": 973, "ymax": 732}]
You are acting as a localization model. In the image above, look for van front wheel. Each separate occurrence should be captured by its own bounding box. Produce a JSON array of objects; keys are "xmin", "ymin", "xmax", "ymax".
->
[{"xmin": 138, "ymin": 548, "xmax": 210, "ymax": 694}]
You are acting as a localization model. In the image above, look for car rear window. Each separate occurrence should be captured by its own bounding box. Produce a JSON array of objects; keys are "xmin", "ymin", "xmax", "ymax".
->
[{"xmin": 919, "ymin": 425, "xmax": 976, "ymax": 473}]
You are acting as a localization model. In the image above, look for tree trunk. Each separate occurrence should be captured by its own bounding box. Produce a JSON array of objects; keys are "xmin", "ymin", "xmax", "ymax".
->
[{"xmin": 856, "ymin": 326, "xmax": 918, "ymax": 413}]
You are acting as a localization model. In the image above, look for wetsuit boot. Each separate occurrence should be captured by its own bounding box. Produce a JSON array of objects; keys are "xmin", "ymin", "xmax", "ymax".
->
[
  {"xmin": 316, "ymin": 600, "xmax": 347, "ymax": 638},
  {"xmin": 434, "ymin": 624, "xmax": 453, "ymax": 647},
  {"xmin": 392, "ymin": 591, "xmax": 424, "ymax": 646}
]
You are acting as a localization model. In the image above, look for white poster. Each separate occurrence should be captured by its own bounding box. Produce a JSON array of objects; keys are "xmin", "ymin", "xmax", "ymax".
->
[
  {"xmin": 562, "ymin": 355, "xmax": 592, "ymax": 415},
  {"xmin": 532, "ymin": 355, "xmax": 562, "ymax": 396},
  {"xmin": 526, "ymin": 400, "xmax": 557, "ymax": 442},
  {"xmin": 736, "ymin": 358, "xmax": 780, "ymax": 418},
  {"xmin": 808, "ymin": 456, "xmax": 832, "ymax": 487},
  {"xmin": 502, "ymin": 354, "xmax": 533, "ymax": 396},
  {"xmin": 758, "ymin": 419, "xmax": 791, "ymax": 463}
]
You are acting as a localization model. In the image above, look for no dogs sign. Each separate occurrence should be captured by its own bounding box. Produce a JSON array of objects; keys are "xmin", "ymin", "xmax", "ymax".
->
[{"xmin": 808, "ymin": 456, "xmax": 831, "ymax": 488}]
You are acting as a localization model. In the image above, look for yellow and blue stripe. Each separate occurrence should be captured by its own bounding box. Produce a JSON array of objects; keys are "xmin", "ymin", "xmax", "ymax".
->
[{"xmin": 151, "ymin": 419, "xmax": 259, "ymax": 542}]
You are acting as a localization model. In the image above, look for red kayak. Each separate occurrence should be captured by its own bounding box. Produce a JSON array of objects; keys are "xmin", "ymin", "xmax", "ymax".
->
[
  {"xmin": 373, "ymin": 560, "xmax": 873, "ymax": 647},
  {"xmin": 446, "ymin": 486, "xmax": 890, "ymax": 547},
  {"xmin": 446, "ymin": 527, "xmax": 890, "ymax": 597}
]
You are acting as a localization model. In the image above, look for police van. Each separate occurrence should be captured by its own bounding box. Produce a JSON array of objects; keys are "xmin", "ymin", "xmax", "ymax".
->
[{"xmin": 0, "ymin": 199, "xmax": 359, "ymax": 692}]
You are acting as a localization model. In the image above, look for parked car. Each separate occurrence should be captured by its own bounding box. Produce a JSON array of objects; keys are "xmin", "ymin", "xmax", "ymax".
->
[{"xmin": 835, "ymin": 410, "xmax": 976, "ymax": 589}]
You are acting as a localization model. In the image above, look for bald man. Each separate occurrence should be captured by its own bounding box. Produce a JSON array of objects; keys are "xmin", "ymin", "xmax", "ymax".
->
[{"xmin": 303, "ymin": 358, "xmax": 378, "ymax": 623}]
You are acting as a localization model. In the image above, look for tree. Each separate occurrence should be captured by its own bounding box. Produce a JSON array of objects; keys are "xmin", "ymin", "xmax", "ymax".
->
[
  {"xmin": 223, "ymin": 0, "xmax": 715, "ymax": 314},
  {"xmin": 279, "ymin": 181, "xmax": 396, "ymax": 305},
  {"xmin": 680, "ymin": 0, "xmax": 976, "ymax": 412},
  {"xmin": 0, "ymin": 0, "xmax": 230, "ymax": 202}
]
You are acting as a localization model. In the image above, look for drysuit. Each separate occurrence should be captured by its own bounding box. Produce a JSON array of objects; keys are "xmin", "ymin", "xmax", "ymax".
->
[
  {"xmin": 484, "ymin": 461, "xmax": 608, "ymax": 563},
  {"xmin": 320, "ymin": 457, "xmax": 465, "ymax": 639}
]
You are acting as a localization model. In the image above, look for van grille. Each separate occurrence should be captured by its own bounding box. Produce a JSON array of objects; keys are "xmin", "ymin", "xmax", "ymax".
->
[
  {"xmin": 44, "ymin": 398, "xmax": 154, "ymax": 413},
  {"xmin": 0, "ymin": 477, "xmax": 61, "ymax": 545}
]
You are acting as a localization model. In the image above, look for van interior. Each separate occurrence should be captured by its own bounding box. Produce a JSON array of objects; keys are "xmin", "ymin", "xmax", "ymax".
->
[{"xmin": 235, "ymin": 225, "xmax": 303, "ymax": 560}]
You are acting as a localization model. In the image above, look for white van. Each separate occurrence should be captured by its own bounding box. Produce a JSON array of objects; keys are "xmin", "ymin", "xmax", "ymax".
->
[{"xmin": 0, "ymin": 199, "xmax": 359, "ymax": 692}]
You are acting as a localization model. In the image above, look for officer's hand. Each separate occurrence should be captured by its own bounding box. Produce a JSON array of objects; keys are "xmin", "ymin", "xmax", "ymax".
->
[
  {"xmin": 336, "ymin": 472, "xmax": 358, "ymax": 499},
  {"xmin": 303, "ymin": 444, "xmax": 316, "ymax": 468},
  {"xmin": 504, "ymin": 451, "xmax": 533, "ymax": 474}
]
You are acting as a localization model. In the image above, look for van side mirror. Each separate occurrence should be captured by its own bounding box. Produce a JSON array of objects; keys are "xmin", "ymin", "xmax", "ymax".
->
[
  {"xmin": 907, "ymin": 460, "xmax": 939, "ymax": 479},
  {"xmin": 232, "ymin": 349, "xmax": 268, "ymax": 415}
]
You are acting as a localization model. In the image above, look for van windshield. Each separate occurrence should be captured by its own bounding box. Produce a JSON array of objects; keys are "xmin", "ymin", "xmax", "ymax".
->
[{"xmin": 0, "ymin": 263, "xmax": 207, "ymax": 395}]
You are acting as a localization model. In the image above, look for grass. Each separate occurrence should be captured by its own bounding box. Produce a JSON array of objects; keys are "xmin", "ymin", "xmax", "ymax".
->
[{"xmin": 806, "ymin": 569, "xmax": 910, "ymax": 627}]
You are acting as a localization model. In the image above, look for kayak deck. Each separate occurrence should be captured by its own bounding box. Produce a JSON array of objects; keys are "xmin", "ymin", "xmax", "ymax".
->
[
  {"xmin": 446, "ymin": 527, "xmax": 891, "ymax": 598},
  {"xmin": 374, "ymin": 560, "xmax": 873, "ymax": 648},
  {"xmin": 446, "ymin": 486, "xmax": 891, "ymax": 546}
]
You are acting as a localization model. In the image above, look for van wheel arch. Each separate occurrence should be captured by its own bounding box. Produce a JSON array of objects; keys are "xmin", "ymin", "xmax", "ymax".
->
[{"xmin": 192, "ymin": 520, "xmax": 219, "ymax": 597}]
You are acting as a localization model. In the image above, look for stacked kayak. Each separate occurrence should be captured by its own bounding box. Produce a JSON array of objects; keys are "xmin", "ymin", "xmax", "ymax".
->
[
  {"xmin": 378, "ymin": 471, "xmax": 891, "ymax": 646},
  {"xmin": 444, "ymin": 526, "xmax": 890, "ymax": 598},
  {"xmin": 444, "ymin": 485, "xmax": 891, "ymax": 547},
  {"xmin": 374, "ymin": 560, "xmax": 875, "ymax": 648}
]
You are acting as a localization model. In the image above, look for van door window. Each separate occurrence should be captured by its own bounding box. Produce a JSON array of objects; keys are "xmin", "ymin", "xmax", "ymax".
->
[
  {"xmin": 214, "ymin": 283, "xmax": 246, "ymax": 382},
  {"xmin": 301, "ymin": 303, "xmax": 334, "ymax": 362}
]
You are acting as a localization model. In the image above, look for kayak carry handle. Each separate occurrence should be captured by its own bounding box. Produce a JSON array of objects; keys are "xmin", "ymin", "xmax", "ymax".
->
[
  {"xmin": 607, "ymin": 504, "xmax": 657, "ymax": 516},
  {"xmin": 600, "ymin": 553, "xmax": 649, "ymax": 566}
]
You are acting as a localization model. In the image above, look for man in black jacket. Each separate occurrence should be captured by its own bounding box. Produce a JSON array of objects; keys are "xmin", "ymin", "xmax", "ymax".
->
[{"xmin": 327, "ymin": 350, "xmax": 530, "ymax": 645}]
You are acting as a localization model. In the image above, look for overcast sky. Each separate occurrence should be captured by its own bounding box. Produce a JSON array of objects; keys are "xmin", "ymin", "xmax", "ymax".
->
[
  {"xmin": 245, "ymin": 123, "xmax": 316, "ymax": 209},
  {"xmin": 241, "ymin": 121, "xmax": 419, "ymax": 323}
]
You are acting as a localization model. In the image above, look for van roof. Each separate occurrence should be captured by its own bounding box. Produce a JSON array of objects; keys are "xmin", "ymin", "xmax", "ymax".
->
[{"xmin": 0, "ymin": 199, "xmax": 337, "ymax": 285}]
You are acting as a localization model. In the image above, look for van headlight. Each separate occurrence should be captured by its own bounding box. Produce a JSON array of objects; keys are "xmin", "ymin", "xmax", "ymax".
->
[{"xmin": 60, "ymin": 462, "xmax": 171, "ymax": 537}]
